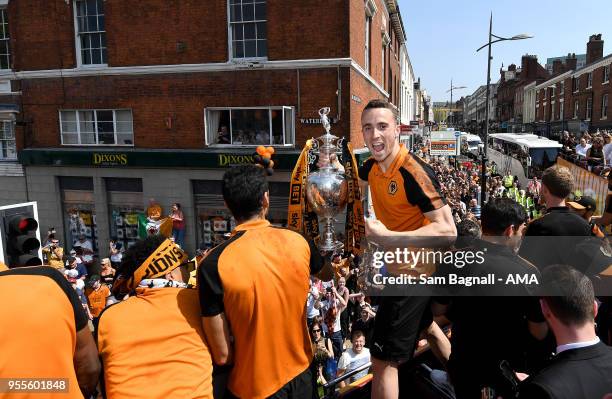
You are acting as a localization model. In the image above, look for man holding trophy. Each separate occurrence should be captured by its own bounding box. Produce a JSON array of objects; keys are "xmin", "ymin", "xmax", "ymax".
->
[
  {"xmin": 306, "ymin": 100, "xmax": 456, "ymax": 398},
  {"xmin": 358, "ymin": 99, "xmax": 456, "ymax": 399}
]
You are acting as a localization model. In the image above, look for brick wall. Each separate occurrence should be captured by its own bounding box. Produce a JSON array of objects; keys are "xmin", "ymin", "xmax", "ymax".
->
[{"xmin": 18, "ymin": 68, "xmax": 355, "ymax": 149}]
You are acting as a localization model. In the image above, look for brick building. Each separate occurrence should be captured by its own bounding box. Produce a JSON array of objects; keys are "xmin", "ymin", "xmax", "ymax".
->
[
  {"xmin": 532, "ymin": 34, "xmax": 611, "ymax": 138},
  {"xmin": 0, "ymin": 0, "xmax": 407, "ymax": 255},
  {"xmin": 495, "ymin": 55, "xmax": 549, "ymax": 132}
]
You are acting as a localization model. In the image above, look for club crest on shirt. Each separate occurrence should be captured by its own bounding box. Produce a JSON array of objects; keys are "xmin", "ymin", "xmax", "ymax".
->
[{"xmin": 388, "ymin": 180, "xmax": 398, "ymax": 195}]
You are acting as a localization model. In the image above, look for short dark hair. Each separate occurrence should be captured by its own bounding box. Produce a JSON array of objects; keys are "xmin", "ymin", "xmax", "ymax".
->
[
  {"xmin": 118, "ymin": 235, "xmax": 166, "ymax": 279},
  {"xmin": 363, "ymin": 99, "xmax": 394, "ymax": 113},
  {"xmin": 542, "ymin": 166, "xmax": 573, "ymax": 199},
  {"xmin": 351, "ymin": 329, "xmax": 366, "ymax": 341},
  {"xmin": 481, "ymin": 198, "xmax": 527, "ymax": 235},
  {"xmin": 222, "ymin": 165, "xmax": 269, "ymax": 221},
  {"xmin": 455, "ymin": 219, "xmax": 482, "ymax": 248},
  {"xmin": 541, "ymin": 265, "xmax": 595, "ymax": 326}
]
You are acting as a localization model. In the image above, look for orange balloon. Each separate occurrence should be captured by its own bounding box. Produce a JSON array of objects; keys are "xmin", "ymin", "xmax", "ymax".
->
[
  {"xmin": 266, "ymin": 146, "xmax": 275, "ymax": 155},
  {"xmin": 256, "ymin": 146, "xmax": 266, "ymax": 156}
]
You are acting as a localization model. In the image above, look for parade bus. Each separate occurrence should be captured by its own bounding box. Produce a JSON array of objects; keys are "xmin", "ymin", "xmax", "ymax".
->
[{"xmin": 487, "ymin": 133, "xmax": 562, "ymax": 187}]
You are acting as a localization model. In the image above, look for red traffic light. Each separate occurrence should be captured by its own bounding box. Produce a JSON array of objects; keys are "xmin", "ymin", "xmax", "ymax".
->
[{"xmin": 9, "ymin": 216, "xmax": 38, "ymax": 234}]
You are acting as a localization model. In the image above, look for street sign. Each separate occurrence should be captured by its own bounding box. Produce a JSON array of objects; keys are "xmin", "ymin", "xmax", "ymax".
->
[{"xmin": 454, "ymin": 131, "xmax": 461, "ymax": 137}]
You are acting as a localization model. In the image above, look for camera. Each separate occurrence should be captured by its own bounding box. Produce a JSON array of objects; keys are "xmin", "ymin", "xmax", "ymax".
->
[
  {"xmin": 326, "ymin": 287, "xmax": 333, "ymax": 293},
  {"xmin": 48, "ymin": 227, "xmax": 56, "ymax": 234}
]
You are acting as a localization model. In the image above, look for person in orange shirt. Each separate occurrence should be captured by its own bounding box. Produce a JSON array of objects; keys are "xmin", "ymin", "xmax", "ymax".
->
[
  {"xmin": 199, "ymin": 165, "xmax": 324, "ymax": 399},
  {"xmin": 98, "ymin": 235, "xmax": 213, "ymax": 399},
  {"xmin": 0, "ymin": 265, "xmax": 100, "ymax": 398},
  {"xmin": 358, "ymin": 99, "xmax": 456, "ymax": 398},
  {"xmin": 85, "ymin": 274, "xmax": 110, "ymax": 329}
]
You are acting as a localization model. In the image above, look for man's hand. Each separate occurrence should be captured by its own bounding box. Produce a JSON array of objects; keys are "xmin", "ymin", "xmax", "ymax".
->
[
  {"xmin": 317, "ymin": 153, "xmax": 344, "ymax": 172},
  {"xmin": 365, "ymin": 218, "xmax": 391, "ymax": 245}
]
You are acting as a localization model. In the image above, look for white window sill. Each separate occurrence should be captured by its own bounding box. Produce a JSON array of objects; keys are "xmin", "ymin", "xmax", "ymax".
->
[
  {"xmin": 76, "ymin": 64, "xmax": 108, "ymax": 70},
  {"xmin": 601, "ymin": 117, "xmax": 608, "ymax": 120},
  {"xmin": 603, "ymin": 81, "xmax": 609, "ymax": 85},
  {"xmin": 60, "ymin": 144, "xmax": 135, "ymax": 147},
  {"xmin": 231, "ymin": 57, "xmax": 268, "ymax": 64}
]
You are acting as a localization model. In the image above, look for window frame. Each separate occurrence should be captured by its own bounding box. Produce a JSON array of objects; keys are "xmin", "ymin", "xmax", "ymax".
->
[
  {"xmin": 604, "ymin": 65, "xmax": 610, "ymax": 84},
  {"xmin": 59, "ymin": 109, "xmax": 134, "ymax": 146},
  {"xmin": 586, "ymin": 98, "xmax": 592, "ymax": 120},
  {"xmin": 204, "ymin": 106, "xmax": 295, "ymax": 147},
  {"xmin": 587, "ymin": 72, "xmax": 593, "ymax": 89},
  {"xmin": 0, "ymin": 7, "xmax": 10, "ymax": 70},
  {"xmin": 73, "ymin": 0, "xmax": 108, "ymax": 67},
  {"xmin": 364, "ymin": 15, "xmax": 371, "ymax": 74},
  {"xmin": 573, "ymin": 100, "xmax": 579, "ymax": 119},
  {"xmin": 0, "ymin": 118, "xmax": 16, "ymax": 160},
  {"xmin": 603, "ymin": 94, "xmax": 609, "ymax": 119},
  {"xmin": 573, "ymin": 77, "xmax": 579, "ymax": 93},
  {"xmin": 227, "ymin": 0, "xmax": 268, "ymax": 61}
]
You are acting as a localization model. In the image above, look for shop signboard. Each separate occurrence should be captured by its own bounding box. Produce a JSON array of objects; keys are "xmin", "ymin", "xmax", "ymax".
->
[{"xmin": 430, "ymin": 130, "xmax": 460, "ymax": 156}]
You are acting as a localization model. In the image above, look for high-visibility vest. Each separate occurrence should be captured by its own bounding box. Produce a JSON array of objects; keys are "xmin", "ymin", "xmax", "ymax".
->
[
  {"xmin": 516, "ymin": 194, "xmax": 526, "ymax": 207},
  {"xmin": 526, "ymin": 197, "xmax": 535, "ymax": 210},
  {"xmin": 532, "ymin": 209, "xmax": 542, "ymax": 219},
  {"xmin": 508, "ymin": 187, "xmax": 518, "ymax": 200},
  {"xmin": 504, "ymin": 175, "xmax": 514, "ymax": 188}
]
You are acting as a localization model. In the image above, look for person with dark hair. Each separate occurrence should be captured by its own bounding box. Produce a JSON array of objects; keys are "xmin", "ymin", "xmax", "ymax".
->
[
  {"xmin": 336, "ymin": 330, "xmax": 371, "ymax": 388},
  {"xmin": 519, "ymin": 265, "xmax": 612, "ymax": 399},
  {"xmin": 454, "ymin": 218, "xmax": 482, "ymax": 249},
  {"xmin": 0, "ymin": 265, "xmax": 100, "ymax": 397},
  {"xmin": 355, "ymin": 98, "xmax": 456, "ymax": 398},
  {"xmin": 519, "ymin": 166, "xmax": 591, "ymax": 270},
  {"xmin": 199, "ymin": 164, "xmax": 324, "ymax": 399},
  {"xmin": 98, "ymin": 235, "xmax": 213, "ymax": 398},
  {"xmin": 170, "ymin": 202, "xmax": 186, "ymax": 248},
  {"xmin": 433, "ymin": 198, "xmax": 548, "ymax": 399}
]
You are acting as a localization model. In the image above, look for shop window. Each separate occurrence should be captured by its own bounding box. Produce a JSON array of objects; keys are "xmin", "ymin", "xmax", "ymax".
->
[
  {"xmin": 106, "ymin": 178, "xmax": 143, "ymax": 250},
  {"xmin": 206, "ymin": 107, "xmax": 294, "ymax": 146},
  {"xmin": 193, "ymin": 180, "xmax": 289, "ymax": 249},
  {"xmin": 60, "ymin": 177, "xmax": 98, "ymax": 255}
]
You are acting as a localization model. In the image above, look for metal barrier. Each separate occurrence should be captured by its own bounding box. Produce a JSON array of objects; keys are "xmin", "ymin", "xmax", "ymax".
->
[{"xmin": 321, "ymin": 362, "xmax": 372, "ymax": 399}]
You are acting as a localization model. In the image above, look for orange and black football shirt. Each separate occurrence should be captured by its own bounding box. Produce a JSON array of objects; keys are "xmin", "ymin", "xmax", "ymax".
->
[
  {"xmin": 0, "ymin": 266, "xmax": 88, "ymax": 399},
  {"xmin": 198, "ymin": 219, "xmax": 323, "ymax": 399},
  {"xmin": 97, "ymin": 287, "xmax": 213, "ymax": 399},
  {"xmin": 358, "ymin": 144, "xmax": 446, "ymax": 232}
]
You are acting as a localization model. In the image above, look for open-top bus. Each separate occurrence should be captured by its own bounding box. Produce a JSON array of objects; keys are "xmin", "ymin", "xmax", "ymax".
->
[{"xmin": 487, "ymin": 133, "xmax": 562, "ymax": 188}]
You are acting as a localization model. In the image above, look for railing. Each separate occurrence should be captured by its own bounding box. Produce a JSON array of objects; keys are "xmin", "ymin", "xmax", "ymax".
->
[{"xmin": 321, "ymin": 362, "xmax": 372, "ymax": 399}]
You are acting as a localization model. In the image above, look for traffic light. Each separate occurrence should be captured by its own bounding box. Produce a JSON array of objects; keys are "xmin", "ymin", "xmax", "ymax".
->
[{"xmin": 6, "ymin": 214, "xmax": 42, "ymax": 267}]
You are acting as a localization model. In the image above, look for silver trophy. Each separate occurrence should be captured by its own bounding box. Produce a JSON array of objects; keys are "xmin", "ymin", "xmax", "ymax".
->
[{"xmin": 305, "ymin": 107, "xmax": 348, "ymax": 251}]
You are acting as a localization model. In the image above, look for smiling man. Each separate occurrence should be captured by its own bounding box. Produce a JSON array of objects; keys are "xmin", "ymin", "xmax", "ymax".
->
[{"xmin": 357, "ymin": 99, "xmax": 456, "ymax": 399}]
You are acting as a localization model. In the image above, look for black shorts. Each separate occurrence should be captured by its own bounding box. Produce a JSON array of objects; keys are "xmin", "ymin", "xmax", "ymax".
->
[{"xmin": 371, "ymin": 295, "xmax": 433, "ymax": 363}]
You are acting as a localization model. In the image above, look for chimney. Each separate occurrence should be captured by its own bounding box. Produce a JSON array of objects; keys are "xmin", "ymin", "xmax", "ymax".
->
[
  {"xmin": 508, "ymin": 64, "xmax": 516, "ymax": 72},
  {"xmin": 586, "ymin": 34, "xmax": 604, "ymax": 64},
  {"xmin": 521, "ymin": 55, "xmax": 539, "ymax": 78},
  {"xmin": 565, "ymin": 53, "xmax": 577, "ymax": 71},
  {"xmin": 552, "ymin": 59, "xmax": 564, "ymax": 75}
]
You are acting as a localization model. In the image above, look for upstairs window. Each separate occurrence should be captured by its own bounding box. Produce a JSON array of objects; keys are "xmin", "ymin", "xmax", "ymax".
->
[
  {"xmin": 587, "ymin": 72, "xmax": 593, "ymax": 89},
  {"xmin": 229, "ymin": 0, "xmax": 267, "ymax": 59},
  {"xmin": 604, "ymin": 65, "xmax": 610, "ymax": 83},
  {"xmin": 574, "ymin": 100, "xmax": 579, "ymax": 118},
  {"xmin": 60, "ymin": 109, "xmax": 133, "ymax": 146},
  {"xmin": 603, "ymin": 94, "xmax": 608, "ymax": 119},
  {"xmin": 586, "ymin": 98, "xmax": 592, "ymax": 120},
  {"xmin": 572, "ymin": 77, "xmax": 579, "ymax": 92},
  {"xmin": 74, "ymin": 0, "xmax": 107, "ymax": 65},
  {"xmin": 0, "ymin": 8, "xmax": 10, "ymax": 69},
  {"xmin": 206, "ymin": 107, "xmax": 294, "ymax": 146}
]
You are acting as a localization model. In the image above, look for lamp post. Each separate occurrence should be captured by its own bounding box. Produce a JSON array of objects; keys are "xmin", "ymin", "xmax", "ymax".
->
[
  {"xmin": 476, "ymin": 13, "xmax": 532, "ymax": 205},
  {"xmin": 446, "ymin": 79, "xmax": 466, "ymax": 127}
]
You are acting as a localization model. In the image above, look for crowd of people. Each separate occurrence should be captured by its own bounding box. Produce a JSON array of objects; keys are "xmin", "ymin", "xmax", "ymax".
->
[
  {"xmin": 1, "ymin": 99, "xmax": 611, "ymax": 399},
  {"xmin": 559, "ymin": 129, "xmax": 612, "ymax": 175}
]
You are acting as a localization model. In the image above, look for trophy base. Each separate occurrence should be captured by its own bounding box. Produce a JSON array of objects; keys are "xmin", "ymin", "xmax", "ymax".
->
[{"xmin": 318, "ymin": 240, "xmax": 344, "ymax": 252}]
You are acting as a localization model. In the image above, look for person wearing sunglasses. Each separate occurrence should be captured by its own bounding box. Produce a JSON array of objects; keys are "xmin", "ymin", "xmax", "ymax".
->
[{"xmin": 311, "ymin": 321, "xmax": 334, "ymax": 386}]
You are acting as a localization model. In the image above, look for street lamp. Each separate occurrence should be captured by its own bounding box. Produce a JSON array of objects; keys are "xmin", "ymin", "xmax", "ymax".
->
[
  {"xmin": 476, "ymin": 12, "xmax": 532, "ymax": 205},
  {"xmin": 446, "ymin": 79, "xmax": 466, "ymax": 127}
]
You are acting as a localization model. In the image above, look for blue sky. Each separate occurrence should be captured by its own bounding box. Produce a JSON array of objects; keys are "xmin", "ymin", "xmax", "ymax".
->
[{"xmin": 398, "ymin": 0, "xmax": 612, "ymax": 103}]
